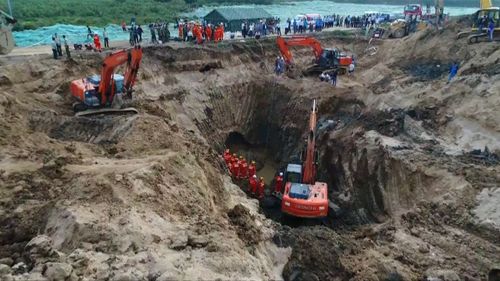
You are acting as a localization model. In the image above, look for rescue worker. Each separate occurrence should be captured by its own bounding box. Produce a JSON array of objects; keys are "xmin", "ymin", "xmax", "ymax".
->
[
  {"xmin": 258, "ymin": 177, "xmax": 265, "ymax": 199},
  {"xmin": 488, "ymin": 18, "xmax": 495, "ymax": 42},
  {"xmin": 231, "ymin": 153, "xmax": 238, "ymax": 166},
  {"xmin": 248, "ymin": 161, "xmax": 256, "ymax": 178},
  {"xmin": 93, "ymin": 34, "xmax": 102, "ymax": 52},
  {"xmin": 205, "ymin": 24, "xmax": 212, "ymax": 42},
  {"xmin": 239, "ymin": 157, "xmax": 248, "ymax": 179},
  {"xmin": 232, "ymin": 157, "xmax": 240, "ymax": 178},
  {"xmin": 178, "ymin": 23, "xmax": 184, "ymax": 41},
  {"xmin": 274, "ymin": 172, "xmax": 284, "ymax": 194},
  {"xmin": 223, "ymin": 149, "xmax": 232, "ymax": 167},
  {"xmin": 249, "ymin": 174, "xmax": 258, "ymax": 195}
]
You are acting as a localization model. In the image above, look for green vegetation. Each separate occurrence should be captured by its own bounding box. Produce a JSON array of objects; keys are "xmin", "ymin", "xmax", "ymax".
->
[{"xmin": 0, "ymin": 0, "xmax": 280, "ymax": 31}]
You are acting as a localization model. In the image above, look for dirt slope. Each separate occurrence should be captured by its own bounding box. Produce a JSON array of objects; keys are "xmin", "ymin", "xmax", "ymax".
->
[{"xmin": 0, "ymin": 26, "xmax": 499, "ymax": 281}]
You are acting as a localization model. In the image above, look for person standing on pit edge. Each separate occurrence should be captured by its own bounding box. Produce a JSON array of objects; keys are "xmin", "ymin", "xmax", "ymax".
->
[
  {"xmin": 103, "ymin": 28, "xmax": 109, "ymax": 48},
  {"xmin": 62, "ymin": 35, "xmax": 70, "ymax": 59},
  {"xmin": 54, "ymin": 33, "xmax": 62, "ymax": 56},
  {"xmin": 51, "ymin": 37, "xmax": 58, "ymax": 59}
]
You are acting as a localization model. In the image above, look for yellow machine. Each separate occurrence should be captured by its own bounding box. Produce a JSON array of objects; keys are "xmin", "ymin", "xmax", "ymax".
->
[
  {"xmin": 457, "ymin": 0, "xmax": 500, "ymax": 43},
  {"xmin": 0, "ymin": 9, "xmax": 16, "ymax": 55}
]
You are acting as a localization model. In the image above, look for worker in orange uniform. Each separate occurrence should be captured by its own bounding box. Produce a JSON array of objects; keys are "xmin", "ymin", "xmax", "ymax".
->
[
  {"xmin": 258, "ymin": 177, "xmax": 265, "ymax": 199},
  {"xmin": 205, "ymin": 25, "xmax": 212, "ymax": 42},
  {"xmin": 223, "ymin": 149, "xmax": 232, "ymax": 166},
  {"xmin": 248, "ymin": 161, "xmax": 256, "ymax": 178},
  {"xmin": 193, "ymin": 24, "xmax": 203, "ymax": 44},
  {"xmin": 249, "ymin": 174, "xmax": 258, "ymax": 195},
  {"xmin": 239, "ymin": 157, "xmax": 248, "ymax": 179},
  {"xmin": 178, "ymin": 23, "xmax": 184, "ymax": 41},
  {"xmin": 274, "ymin": 172, "xmax": 284, "ymax": 194},
  {"xmin": 93, "ymin": 34, "xmax": 102, "ymax": 52}
]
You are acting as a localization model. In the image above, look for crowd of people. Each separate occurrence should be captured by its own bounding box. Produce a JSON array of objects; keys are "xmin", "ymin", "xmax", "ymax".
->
[
  {"xmin": 176, "ymin": 21, "xmax": 225, "ymax": 44},
  {"xmin": 283, "ymin": 13, "xmax": 389, "ymax": 35},
  {"xmin": 222, "ymin": 149, "xmax": 286, "ymax": 199}
]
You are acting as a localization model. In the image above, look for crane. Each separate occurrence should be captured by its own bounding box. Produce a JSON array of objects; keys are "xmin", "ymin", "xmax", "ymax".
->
[
  {"xmin": 280, "ymin": 100, "xmax": 328, "ymax": 218},
  {"xmin": 70, "ymin": 46, "xmax": 143, "ymax": 116},
  {"xmin": 276, "ymin": 36, "xmax": 353, "ymax": 75},
  {"xmin": 457, "ymin": 0, "xmax": 500, "ymax": 43},
  {"xmin": 0, "ymin": 8, "xmax": 16, "ymax": 55}
]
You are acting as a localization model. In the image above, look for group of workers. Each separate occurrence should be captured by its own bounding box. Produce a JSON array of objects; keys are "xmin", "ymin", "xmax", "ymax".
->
[
  {"xmin": 477, "ymin": 15, "xmax": 497, "ymax": 42},
  {"xmin": 178, "ymin": 22, "xmax": 225, "ymax": 44},
  {"xmin": 51, "ymin": 33, "xmax": 71, "ymax": 59},
  {"xmin": 222, "ymin": 149, "xmax": 285, "ymax": 200}
]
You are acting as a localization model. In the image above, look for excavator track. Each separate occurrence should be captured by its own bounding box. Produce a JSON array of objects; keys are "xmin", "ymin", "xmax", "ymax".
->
[{"xmin": 75, "ymin": 107, "xmax": 138, "ymax": 117}]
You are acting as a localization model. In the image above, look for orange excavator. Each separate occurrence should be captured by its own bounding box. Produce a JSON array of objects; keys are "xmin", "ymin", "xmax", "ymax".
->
[
  {"xmin": 276, "ymin": 36, "xmax": 353, "ymax": 74},
  {"xmin": 70, "ymin": 46, "xmax": 143, "ymax": 116},
  {"xmin": 281, "ymin": 100, "xmax": 328, "ymax": 218}
]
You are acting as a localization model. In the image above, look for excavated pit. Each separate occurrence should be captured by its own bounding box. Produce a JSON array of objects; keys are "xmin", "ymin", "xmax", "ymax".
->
[{"xmin": 1, "ymin": 28, "xmax": 499, "ymax": 281}]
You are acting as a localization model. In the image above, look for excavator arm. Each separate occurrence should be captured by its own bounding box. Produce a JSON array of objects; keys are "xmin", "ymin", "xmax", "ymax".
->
[
  {"xmin": 123, "ymin": 46, "xmax": 143, "ymax": 97},
  {"xmin": 276, "ymin": 36, "xmax": 324, "ymax": 65},
  {"xmin": 302, "ymin": 99, "xmax": 318, "ymax": 184},
  {"xmin": 98, "ymin": 46, "xmax": 143, "ymax": 105}
]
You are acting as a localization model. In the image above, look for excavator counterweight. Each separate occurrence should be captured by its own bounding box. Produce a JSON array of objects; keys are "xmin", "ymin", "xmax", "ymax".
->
[{"xmin": 70, "ymin": 46, "xmax": 143, "ymax": 116}]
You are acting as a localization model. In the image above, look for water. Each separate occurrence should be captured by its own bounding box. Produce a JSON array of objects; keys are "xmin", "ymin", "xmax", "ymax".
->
[{"xmin": 13, "ymin": 1, "xmax": 477, "ymax": 47}]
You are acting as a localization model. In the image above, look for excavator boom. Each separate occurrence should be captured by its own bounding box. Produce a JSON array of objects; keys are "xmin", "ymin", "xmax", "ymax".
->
[
  {"xmin": 276, "ymin": 36, "xmax": 324, "ymax": 64},
  {"xmin": 99, "ymin": 46, "xmax": 143, "ymax": 105},
  {"xmin": 302, "ymin": 100, "xmax": 317, "ymax": 184}
]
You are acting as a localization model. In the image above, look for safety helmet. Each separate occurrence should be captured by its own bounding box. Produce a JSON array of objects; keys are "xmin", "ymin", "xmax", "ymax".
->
[
  {"xmin": 251, "ymin": 161, "xmax": 256, "ymax": 164},
  {"xmin": 260, "ymin": 177, "xmax": 264, "ymax": 180},
  {"xmin": 253, "ymin": 175, "xmax": 257, "ymax": 178},
  {"xmin": 279, "ymin": 172, "xmax": 283, "ymax": 176},
  {"xmin": 239, "ymin": 156, "xmax": 243, "ymax": 159},
  {"xmin": 233, "ymin": 153, "xmax": 237, "ymax": 157},
  {"xmin": 225, "ymin": 149, "xmax": 229, "ymax": 153}
]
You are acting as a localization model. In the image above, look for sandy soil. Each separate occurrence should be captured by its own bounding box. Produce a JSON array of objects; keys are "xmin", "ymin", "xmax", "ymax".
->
[{"xmin": 0, "ymin": 22, "xmax": 499, "ymax": 281}]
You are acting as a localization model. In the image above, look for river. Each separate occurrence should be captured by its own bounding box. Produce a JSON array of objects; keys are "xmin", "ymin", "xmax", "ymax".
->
[{"xmin": 13, "ymin": 1, "xmax": 478, "ymax": 47}]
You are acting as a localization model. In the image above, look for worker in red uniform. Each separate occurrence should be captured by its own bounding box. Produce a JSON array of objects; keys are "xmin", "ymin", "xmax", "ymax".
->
[
  {"xmin": 93, "ymin": 34, "xmax": 102, "ymax": 52},
  {"xmin": 223, "ymin": 149, "xmax": 232, "ymax": 167},
  {"xmin": 193, "ymin": 24, "xmax": 203, "ymax": 44},
  {"xmin": 239, "ymin": 158, "xmax": 248, "ymax": 179},
  {"xmin": 231, "ymin": 153, "xmax": 238, "ymax": 166},
  {"xmin": 274, "ymin": 172, "xmax": 284, "ymax": 194},
  {"xmin": 228, "ymin": 161, "xmax": 234, "ymax": 176},
  {"xmin": 232, "ymin": 157, "xmax": 240, "ymax": 178},
  {"xmin": 258, "ymin": 177, "xmax": 265, "ymax": 199},
  {"xmin": 248, "ymin": 161, "xmax": 256, "ymax": 178},
  {"xmin": 249, "ymin": 174, "xmax": 257, "ymax": 195}
]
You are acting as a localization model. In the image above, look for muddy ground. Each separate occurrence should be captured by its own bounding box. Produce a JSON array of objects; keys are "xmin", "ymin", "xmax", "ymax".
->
[{"xmin": 0, "ymin": 23, "xmax": 499, "ymax": 281}]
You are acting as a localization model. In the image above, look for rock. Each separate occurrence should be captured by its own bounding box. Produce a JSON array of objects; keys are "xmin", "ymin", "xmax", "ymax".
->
[
  {"xmin": 26, "ymin": 235, "xmax": 53, "ymax": 256},
  {"xmin": 43, "ymin": 262, "xmax": 73, "ymax": 281},
  {"xmin": 11, "ymin": 262, "xmax": 28, "ymax": 274},
  {"xmin": 418, "ymin": 245, "xmax": 430, "ymax": 253},
  {"xmin": 0, "ymin": 257, "xmax": 14, "ymax": 266},
  {"xmin": 425, "ymin": 269, "xmax": 460, "ymax": 281},
  {"xmin": 0, "ymin": 264, "xmax": 12, "ymax": 275},
  {"xmin": 169, "ymin": 232, "xmax": 188, "ymax": 250}
]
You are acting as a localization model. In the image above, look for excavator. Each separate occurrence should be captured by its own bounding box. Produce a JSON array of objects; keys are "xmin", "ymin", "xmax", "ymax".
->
[
  {"xmin": 280, "ymin": 100, "xmax": 329, "ymax": 218},
  {"xmin": 457, "ymin": 0, "xmax": 500, "ymax": 43},
  {"xmin": 0, "ymin": 9, "xmax": 16, "ymax": 55},
  {"xmin": 276, "ymin": 36, "xmax": 353, "ymax": 75},
  {"xmin": 70, "ymin": 46, "xmax": 143, "ymax": 116}
]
